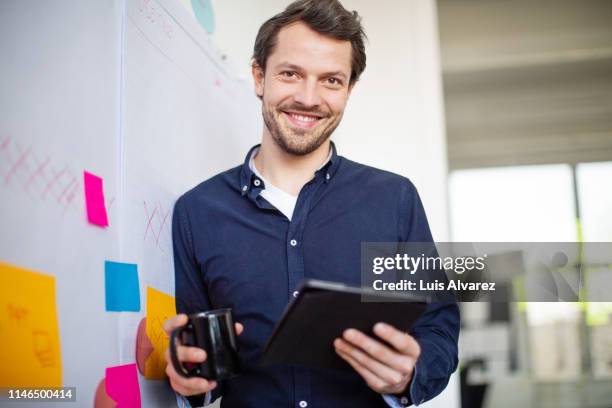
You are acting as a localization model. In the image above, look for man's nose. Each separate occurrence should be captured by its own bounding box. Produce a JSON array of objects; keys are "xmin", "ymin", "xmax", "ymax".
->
[{"xmin": 293, "ymin": 78, "xmax": 322, "ymax": 108}]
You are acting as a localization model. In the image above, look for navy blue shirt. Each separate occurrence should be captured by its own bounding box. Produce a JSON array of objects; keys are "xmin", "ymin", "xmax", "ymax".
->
[{"xmin": 173, "ymin": 144, "xmax": 459, "ymax": 407}]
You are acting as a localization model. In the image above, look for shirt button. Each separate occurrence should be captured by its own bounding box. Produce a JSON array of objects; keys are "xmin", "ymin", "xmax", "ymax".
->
[
  {"xmin": 290, "ymin": 239, "xmax": 297, "ymax": 247},
  {"xmin": 293, "ymin": 291, "xmax": 299, "ymax": 298},
  {"xmin": 299, "ymin": 401, "xmax": 308, "ymax": 408},
  {"xmin": 325, "ymin": 173, "xmax": 330, "ymax": 180},
  {"xmin": 253, "ymin": 179, "xmax": 261, "ymax": 187},
  {"xmin": 400, "ymin": 396, "xmax": 409, "ymax": 406},
  {"xmin": 242, "ymin": 185, "xmax": 248, "ymax": 192}
]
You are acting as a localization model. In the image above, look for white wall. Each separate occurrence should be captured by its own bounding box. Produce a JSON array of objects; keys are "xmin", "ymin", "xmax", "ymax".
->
[{"xmin": 208, "ymin": 1, "xmax": 458, "ymax": 406}]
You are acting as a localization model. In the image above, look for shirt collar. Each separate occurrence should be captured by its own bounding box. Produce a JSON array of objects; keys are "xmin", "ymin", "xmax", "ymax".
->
[{"xmin": 240, "ymin": 142, "xmax": 339, "ymax": 197}]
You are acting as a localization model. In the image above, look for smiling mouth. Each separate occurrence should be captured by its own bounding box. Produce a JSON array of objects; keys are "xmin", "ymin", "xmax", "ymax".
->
[{"xmin": 282, "ymin": 111, "xmax": 324, "ymax": 129}]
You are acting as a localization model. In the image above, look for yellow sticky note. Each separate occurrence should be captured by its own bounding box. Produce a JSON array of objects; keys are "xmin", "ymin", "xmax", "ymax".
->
[
  {"xmin": 0, "ymin": 262, "xmax": 62, "ymax": 387},
  {"xmin": 145, "ymin": 286, "xmax": 176, "ymax": 379}
]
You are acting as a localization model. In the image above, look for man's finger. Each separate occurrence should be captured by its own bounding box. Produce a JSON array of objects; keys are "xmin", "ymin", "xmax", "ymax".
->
[
  {"xmin": 166, "ymin": 355, "xmax": 218, "ymax": 395},
  {"xmin": 175, "ymin": 345, "xmax": 207, "ymax": 363},
  {"xmin": 373, "ymin": 322, "xmax": 421, "ymax": 357},
  {"xmin": 163, "ymin": 333, "xmax": 206, "ymax": 364},
  {"xmin": 235, "ymin": 322, "xmax": 244, "ymax": 336},
  {"xmin": 163, "ymin": 314, "xmax": 188, "ymax": 335},
  {"xmin": 177, "ymin": 375, "xmax": 216, "ymax": 392},
  {"xmin": 342, "ymin": 329, "xmax": 414, "ymax": 375},
  {"xmin": 169, "ymin": 377, "xmax": 191, "ymax": 396},
  {"xmin": 169, "ymin": 375, "xmax": 217, "ymax": 396},
  {"xmin": 334, "ymin": 338, "xmax": 406, "ymax": 386},
  {"xmin": 336, "ymin": 347, "xmax": 388, "ymax": 391}
]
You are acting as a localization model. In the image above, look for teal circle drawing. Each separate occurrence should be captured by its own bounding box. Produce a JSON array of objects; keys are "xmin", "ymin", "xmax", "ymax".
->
[{"xmin": 191, "ymin": 0, "xmax": 215, "ymax": 34}]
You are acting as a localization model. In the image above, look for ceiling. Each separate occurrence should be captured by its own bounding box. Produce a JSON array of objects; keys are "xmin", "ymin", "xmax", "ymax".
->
[{"xmin": 437, "ymin": 0, "xmax": 612, "ymax": 170}]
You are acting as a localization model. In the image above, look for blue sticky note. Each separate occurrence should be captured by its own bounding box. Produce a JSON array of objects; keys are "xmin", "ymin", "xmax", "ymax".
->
[
  {"xmin": 191, "ymin": 0, "xmax": 215, "ymax": 34},
  {"xmin": 105, "ymin": 261, "xmax": 140, "ymax": 312}
]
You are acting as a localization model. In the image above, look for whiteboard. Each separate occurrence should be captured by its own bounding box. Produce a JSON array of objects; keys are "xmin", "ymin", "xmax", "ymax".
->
[{"xmin": 0, "ymin": 0, "xmax": 260, "ymax": 406}]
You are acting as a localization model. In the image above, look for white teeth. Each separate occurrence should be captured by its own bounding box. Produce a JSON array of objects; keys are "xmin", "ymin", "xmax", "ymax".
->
[{"xmin": 289, "ymin": 113, "xmax": 318, "ymax": 122}]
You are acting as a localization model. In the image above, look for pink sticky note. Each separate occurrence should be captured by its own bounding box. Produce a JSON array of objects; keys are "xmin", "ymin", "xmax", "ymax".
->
[
  {"xmin": 84, "ymin": 171, "xmax": 109, "ymax": 227},
  {"xmin": 105, "ymin": 363, "xmax": 141, "ymax": 408}
]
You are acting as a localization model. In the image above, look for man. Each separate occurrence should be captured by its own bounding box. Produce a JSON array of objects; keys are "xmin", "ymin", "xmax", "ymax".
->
[{"xmin": 163, "ymin": 0, "xmax": 459, "ymax": 406}]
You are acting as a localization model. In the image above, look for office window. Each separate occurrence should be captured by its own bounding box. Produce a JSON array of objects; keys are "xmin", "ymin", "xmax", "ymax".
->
[
  {"xmin": 577, "ymin": 161, "xmax": 612, "ymax": 242},
  {"xmin": 449, "ymin": 164, "xmax": 577, "ymax": 242}
]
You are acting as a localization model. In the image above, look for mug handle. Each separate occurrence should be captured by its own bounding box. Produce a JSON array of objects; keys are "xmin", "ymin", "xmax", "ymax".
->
[{"xmin": 170, "ymin": 324, "xmax": 195, "ymax": 378}]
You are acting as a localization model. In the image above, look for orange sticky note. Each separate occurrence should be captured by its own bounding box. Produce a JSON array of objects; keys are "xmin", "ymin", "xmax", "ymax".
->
[
  {"xmin": 0, "ymin": 262, "xmax": 62, "ymax": 387},
  {"xmin": 144, "ymin": 287, "xmax": 176, "ymax": 379}
]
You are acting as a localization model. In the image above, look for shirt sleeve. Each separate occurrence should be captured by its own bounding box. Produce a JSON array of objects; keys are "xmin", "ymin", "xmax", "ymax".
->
[
  {"xmin": 172, "ymin": 196, "xmax": 223, "ymax": 403},
  {"xmin": 175, "ymin": 392, "xmax": 212, "ymax": 407},
  {"xmin": 396, "ymin": 180, "xmax": 460, "ymax": 405},
  {"xmin": 382, "ymin": 394, "xmax": 407, "ymax": 408},
  {"xmin": 173, "ymin": 195, "xmax": 213, "ymax": 313},
  {"xmin": 381, "ymin": 364, "xmax": 419, "ymax": 407}
]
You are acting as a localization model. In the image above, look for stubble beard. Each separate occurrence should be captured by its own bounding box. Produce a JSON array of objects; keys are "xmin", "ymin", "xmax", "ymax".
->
[{"xmin": 262, "ymin": 101, "xmax": 342, "ymax": 156}]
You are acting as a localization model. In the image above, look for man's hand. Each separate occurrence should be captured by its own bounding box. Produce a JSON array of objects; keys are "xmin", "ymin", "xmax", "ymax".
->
[
  {"xmin": 163, "ymin": 314, "xmax": 244, "ymax": 397},
  {"xmin": 334, "ymin": 322, "xmax": 420, "ymax": 395}
]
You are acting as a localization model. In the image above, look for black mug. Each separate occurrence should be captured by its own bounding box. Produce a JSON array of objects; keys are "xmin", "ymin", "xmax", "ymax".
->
[{"xmin": 169, "ymin": 308, "xmax": 240, "ymax": 380}]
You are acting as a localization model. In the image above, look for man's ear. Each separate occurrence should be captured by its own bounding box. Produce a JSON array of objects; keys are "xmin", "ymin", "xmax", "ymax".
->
[{"xmin": 252, "ymin": 62, "xmax": 264, "ymax": 98}]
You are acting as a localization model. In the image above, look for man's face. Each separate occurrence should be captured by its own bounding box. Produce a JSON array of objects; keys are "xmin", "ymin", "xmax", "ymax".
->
[{"xmin": 253, "ymin": 21, "xmax": 354, "ymax": 156}]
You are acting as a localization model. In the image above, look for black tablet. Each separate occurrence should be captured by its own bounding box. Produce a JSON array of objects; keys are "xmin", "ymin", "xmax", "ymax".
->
[{"xmin": 260, "ymin": 279, "xmax": 429, "ymax": 372}]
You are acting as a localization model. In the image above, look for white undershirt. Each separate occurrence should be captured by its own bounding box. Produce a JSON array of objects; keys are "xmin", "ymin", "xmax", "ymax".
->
[{"xmin": 248, "ymin": 147, "xmax": 331, "ymax": 221}]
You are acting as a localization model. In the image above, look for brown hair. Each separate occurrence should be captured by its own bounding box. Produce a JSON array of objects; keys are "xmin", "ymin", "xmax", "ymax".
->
[{"xmin": 253, "ymin": 0, "xmax": 367, "ymax": 86}]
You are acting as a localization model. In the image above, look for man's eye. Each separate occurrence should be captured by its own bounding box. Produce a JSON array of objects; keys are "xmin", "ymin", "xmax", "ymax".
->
[
  {"xmin": 327, "ymin": 78, "xmax": 342, "ymax": 86},
  {"xmin": 281, "ymin": 71, "xmax": 296, "ymax": 78}
]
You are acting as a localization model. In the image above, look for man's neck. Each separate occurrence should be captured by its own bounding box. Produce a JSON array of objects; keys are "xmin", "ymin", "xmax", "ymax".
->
[{"xmin": 253, "ymin": 132, "xmax": 331, "ymax": 197}]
